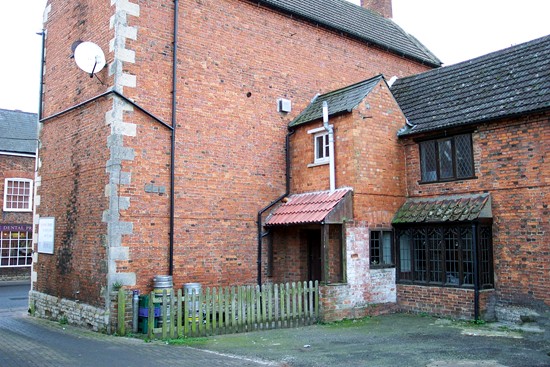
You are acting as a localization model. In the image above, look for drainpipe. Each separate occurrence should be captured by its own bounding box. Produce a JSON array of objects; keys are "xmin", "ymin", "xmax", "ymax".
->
[
  {"xmin": 472, "ymin": 222, "xmax": 480, "ymax": 321},
  {"xmin": 168, "ymin": 0, "xmax": 179, "ymax": 276},
  {"xmin": 322, "ymin": 101, "xmax": 335, "ymax": 192},
  {"xmin": 37, "ymin": 30, "xmax": 46, "ymax": 120},
  {"xmin": 257, "ymin": 129, "xmax": 295, "ymax": 286}
]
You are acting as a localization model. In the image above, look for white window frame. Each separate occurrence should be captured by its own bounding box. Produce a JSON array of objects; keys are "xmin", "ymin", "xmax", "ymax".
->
[
  {"xmin": 3, "ymin": 178, "xmax": 33, "ymax": 212},
  {"xmin": 0, "ymin": 226, "xmax": 33, "ymax": 268},
  {"xmin": 308, "ymin": 126, "xmax": 332, "ymax": 166}
]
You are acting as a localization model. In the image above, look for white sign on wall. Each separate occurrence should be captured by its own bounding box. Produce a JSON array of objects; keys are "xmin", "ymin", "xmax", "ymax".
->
[{"xmin": 38, "ymin": 217, "xmax": 55, "ymax": 254}]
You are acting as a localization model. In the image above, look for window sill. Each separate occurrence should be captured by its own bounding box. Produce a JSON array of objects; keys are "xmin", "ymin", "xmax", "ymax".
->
[
  {"xmin": 308, "ymin": 161, "xmax": 329, "ymax": 168},
  {"xmin": 418, "ymin": 176, "xmax": 478, "ymax": 185},
  {"xmin": 370, "ymin": 264, "xmax": 395, "ymax": 269}
]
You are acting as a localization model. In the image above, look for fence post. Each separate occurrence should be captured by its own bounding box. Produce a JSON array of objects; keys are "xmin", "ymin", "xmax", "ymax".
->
[
  {"xmin": 183, "ymin": 288, "xmax": 189, "ymax": 337},
  {"xmin": 117, "ymin": 289, "xmax": 126, "ymax": 336},
  {"xmin": 297, "ymin": 282, "xmax": 303, "ymax": 326},
  {"xmin": 177, "ymin": 289, "xmax": 183, "ymax": 338},
  {"xmin": 170, "ymin": 288, "xmax": 176, "ymax": 339},
  {"xmin": 147, "ymin": 291, "xmax": 154, "ymax": 339},
  {"xmin": 161, "ymin": 289, "xmax": 168, "ymax": 339},
  {"xmin": 314, "ymin": 280, "xmax": 319, "ymax": 320}
]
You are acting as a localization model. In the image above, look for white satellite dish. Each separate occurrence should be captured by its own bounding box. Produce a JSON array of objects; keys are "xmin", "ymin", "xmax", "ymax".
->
[{"xmin": 74, "ymin": 41, "xmax": 106, "ymax": 76}]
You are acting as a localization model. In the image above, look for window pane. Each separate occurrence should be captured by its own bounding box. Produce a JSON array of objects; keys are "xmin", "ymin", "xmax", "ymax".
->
[
  {"xmin": 462, "ymin": 227, "xmax": 474, "ymax": 285},
  {"xmin": 413, "ymin": 229, "xmax": 427, "ymax": 281},
  {"xmin": 420, "ymin": 141, "xmax": 437, "ymax": 182},
  {"xmin": 370, "ymin": 231, "xmax": 381, "ymax": 265},
  {"xmin": 316, "ymin": 135, "xmax": 324, "ymax": 159},
  {"xmin": 399, "ymin": 232, "xmax": 411, "ymax": 277},
  {"xmin": 479, "ymin": 226, "xmax": 494, "ymax": 288},
  {"xmin": 382, "ymin": 232, "xmax": 392, "ymax": 264},
  {"xmin": 438, "ymin": 139, "xmax": 453, "ymax": 179},
  {"xmin": 324, "ymin": 134, "xmax": 330, "ymax": 158},
  {"xmin": 428, "ymin": 228, "xmax": 443, "ymax": 283},
  {"xmin": 445, "ymin": 228, "xmax": 460, "ymax": 285},
  {"xmin": 456, "ymin": 134, "xmax": 474, "ymax": 178}
]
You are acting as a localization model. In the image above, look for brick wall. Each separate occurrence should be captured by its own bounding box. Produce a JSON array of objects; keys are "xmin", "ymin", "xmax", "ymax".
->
[
  {"xmin": 122, "ymin": 0, "xmax": 431, "ymax": 290},
  {"xmin": 284, "ymin": 80, "xmax": 407, "ymax": 320},
  {"xmin": 397, "ymin": 284, "xmax": 496, "ymax": 319},
  {"xmin": 34, "ymin": 102, "xmax": 111, "ymax": 307},
  {"xmin": 360, "ymin": 0, "xmax": 392, "ymax": 18},
  {"xmin": 37, "ymin": 0, "xmax": 434, "ymax": 323},
  {"xmin": 401, "ymin": 112, "xmax": 550, "ymax": 310},
  {"xmin": 0, "ymin": 154, "xmax": 35, "ymax": 280}
]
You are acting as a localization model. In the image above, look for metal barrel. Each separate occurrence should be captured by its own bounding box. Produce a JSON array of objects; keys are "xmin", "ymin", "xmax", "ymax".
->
[
  {"xmin": 153, "ymin": 275, "xmax": 173, "ymax": 326},
  {"xmin": 183, "ymin": 283, "xmax": 201, "ymax": 315},
  {"xmin": 153, "ymin": 275, "xmax": 173, "ymax": 295}
]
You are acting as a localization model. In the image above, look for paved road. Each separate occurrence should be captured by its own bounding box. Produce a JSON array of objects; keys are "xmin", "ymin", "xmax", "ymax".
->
[
  {"xmin": 0, "ymin": 282, "xmax": 274, "ymax": 367},
  {"xmin": 1, "ymin": 281, "xmax": 549, "ymax": 367},
  {"xmin": 0, "ymin": 281, "xmax": 30, "ymax": 315}
]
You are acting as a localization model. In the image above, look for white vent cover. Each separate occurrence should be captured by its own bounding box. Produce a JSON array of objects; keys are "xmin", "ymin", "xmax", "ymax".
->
[{"xmin": 277, "ymin": 98, "xmax": 292, "ymax": 113}]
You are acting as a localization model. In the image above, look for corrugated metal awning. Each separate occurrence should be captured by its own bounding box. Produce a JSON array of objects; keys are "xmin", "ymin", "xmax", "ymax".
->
[
  {"xmin": 265, "ymin": 188, "xmax": 353, "ymax": 226},
  {"xmin": 392, "ymin": 193, "xmax": 492, "ymax": 224}
]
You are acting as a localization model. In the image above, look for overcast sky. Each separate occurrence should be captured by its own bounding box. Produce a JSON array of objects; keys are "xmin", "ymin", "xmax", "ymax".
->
[{"xmin": 0, "ymin": 0, "xmax": 549, "ymax": 113}]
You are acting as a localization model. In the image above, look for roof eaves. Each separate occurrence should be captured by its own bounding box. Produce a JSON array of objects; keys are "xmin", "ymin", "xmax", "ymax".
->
[{"xmin": 397, "ymin": 104, "xmax": 550, "ymax": 138}]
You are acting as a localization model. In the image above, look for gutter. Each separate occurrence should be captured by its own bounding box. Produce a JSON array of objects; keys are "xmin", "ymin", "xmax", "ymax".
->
[{"xmin": 257, "ymin": 129, "xmax": 295, "ymax": 286}]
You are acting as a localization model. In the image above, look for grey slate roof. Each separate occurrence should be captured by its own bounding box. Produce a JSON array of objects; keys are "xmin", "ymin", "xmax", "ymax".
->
[
  {"xmin": 253, "ymin": 0, "xmax": 441, "ymax": 67},
  {"xmin": 392, "ymin": 193, "xmax": 492, "ymax": 224},
  {"xmin": 289, "ymin": 74, "xmax": 383, "ymax": 127},
  {"xmin": 0, "ymin": 109, "xmax": 38, "ymax": 155},
  {"xmin": 391, "ymin": 35, "xmax": 550, "ymax": 137}
]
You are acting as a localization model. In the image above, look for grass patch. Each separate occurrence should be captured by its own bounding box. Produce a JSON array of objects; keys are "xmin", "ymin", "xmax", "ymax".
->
[
  {"xmin": 321, "ymin": 316, "xmax": 372, "ymax": 328},
  {"xmin": 165, "ymin": 336, "xmax": 209, "ymax": 346}
]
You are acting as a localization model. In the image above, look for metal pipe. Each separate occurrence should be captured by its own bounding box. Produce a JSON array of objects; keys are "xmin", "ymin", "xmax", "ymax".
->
[
  {"xmin": 257, "ymin": 129, "xmax": 295, "ymax": 286},
  {"xmin": 40, "ymin": 89, "xmax": 172, "ymax": 132},
  {"xmin": 132, "ymin": 290, "xmax": 139, "ymax": 333},
  {"xmin": 37, "ymin": 30, "xmax": 46, "ymax": 120},
  {"xmin": 168, "ymin": 0, "xmax": 180, "ymax": 276},
  {"xmin": 472, "ymin": 222, "xmax": 480, "ymax": 321},
  {"xmin": 322, "ymin": 101, "xmax": 335, "ymax": 192}
]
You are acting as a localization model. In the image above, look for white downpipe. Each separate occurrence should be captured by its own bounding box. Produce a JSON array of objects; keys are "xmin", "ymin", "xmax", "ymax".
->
[{"xmin": 322, "ymin": 101, "xmax": 335, "ymax": 192}]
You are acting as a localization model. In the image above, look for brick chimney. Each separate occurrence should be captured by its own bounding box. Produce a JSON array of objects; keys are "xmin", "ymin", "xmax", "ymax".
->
[{"xmin": 360, "ymin": 0, "xmax": 392, "ymax": 18}]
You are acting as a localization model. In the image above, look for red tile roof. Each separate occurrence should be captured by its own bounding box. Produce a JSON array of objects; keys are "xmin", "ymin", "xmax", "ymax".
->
[{"xmin": 265, "ymin": 188, "xmax": 352, "ymax": 226}]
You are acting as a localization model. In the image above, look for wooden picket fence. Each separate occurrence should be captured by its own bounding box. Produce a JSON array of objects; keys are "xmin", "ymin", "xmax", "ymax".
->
[{"xmin": 119, "ymin": 281, "xmax": 320, "ymax": 339}]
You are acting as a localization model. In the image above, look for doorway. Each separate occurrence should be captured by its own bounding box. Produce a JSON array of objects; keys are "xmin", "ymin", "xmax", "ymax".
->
[{"xmin": 306, "ymin": 230, "xmax": 322, "ymax": 282}]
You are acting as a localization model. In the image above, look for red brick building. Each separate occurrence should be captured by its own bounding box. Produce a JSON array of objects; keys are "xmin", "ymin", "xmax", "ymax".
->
[
  {"xmin": 30, "ymin": 0, "xmax": 548, "ymax": 330},
  {"xmin": 0, "ymin": 109, "xmax": 36, "ymax": 281}
]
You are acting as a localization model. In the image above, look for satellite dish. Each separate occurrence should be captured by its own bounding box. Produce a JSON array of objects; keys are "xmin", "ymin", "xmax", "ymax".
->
[{"xmin": 74, "ymin": 41, "xmax": 106, "ymax": 76}]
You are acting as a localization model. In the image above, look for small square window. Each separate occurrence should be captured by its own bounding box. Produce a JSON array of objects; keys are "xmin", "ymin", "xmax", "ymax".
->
[
  {"xmin": 370, "ymin": 230, "xmax": 394, "ymax": 268},
  {"xmin": 314, "ymin": 131, "xmax": 330, "ymax": 164},
  {"xmin": 3, "ymin": 179, "xmax": 33, "ymax": 212},
  {"xmin": 419, "ymin": 134, "xmax": 474, "ymax": 183}
]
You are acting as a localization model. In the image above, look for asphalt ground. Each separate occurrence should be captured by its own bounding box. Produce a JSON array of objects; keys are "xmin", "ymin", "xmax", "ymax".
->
[
  {"xmin": 183, "ymin": 313, "xmax": 550, "ymax": 367},
  {"xmin": 1, "ymin": 281, "xmax": 549, "ymax": 366}
]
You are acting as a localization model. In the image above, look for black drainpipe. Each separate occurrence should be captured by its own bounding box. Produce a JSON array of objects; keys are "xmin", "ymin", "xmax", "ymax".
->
[
  {"xmin": 472, "ymin": 222, "xmax": 480, "ymax": 321},
  {"xmin": 257, "ymin": 129, "xmax": 295, "ymax": 286},
  {"xmin": 168, "ymin": 0, "xmax": 179, "ymax": 276},
  {"xmin": 38, "ymin": 30, "xmax": 46, "ymax": 120}
]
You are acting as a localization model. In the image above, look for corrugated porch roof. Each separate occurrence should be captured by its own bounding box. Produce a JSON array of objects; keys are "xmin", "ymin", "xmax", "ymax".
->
[{"xmin": 265, "ymin": 188, "xmax": 352, "ymax": 226}]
